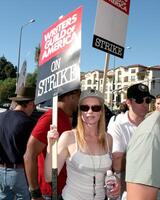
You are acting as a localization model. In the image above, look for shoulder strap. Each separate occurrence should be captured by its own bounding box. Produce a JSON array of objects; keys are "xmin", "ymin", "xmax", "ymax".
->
[
  {"xmin": 73, "ymin": 129, "xmax": 78, "ymax": 151},
  {"xmin": 106, "ymin": 133, "xmax": 112, "ymax": 160}
]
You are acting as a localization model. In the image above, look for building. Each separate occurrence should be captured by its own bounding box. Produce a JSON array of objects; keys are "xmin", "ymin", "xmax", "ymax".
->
[
  {"xmin": 81, "ymin": 70, "xmax": 104, "ymax": 91},
  {"xmin": 81, "ymin": 65, "xmax": 160, "ymax": 109}
]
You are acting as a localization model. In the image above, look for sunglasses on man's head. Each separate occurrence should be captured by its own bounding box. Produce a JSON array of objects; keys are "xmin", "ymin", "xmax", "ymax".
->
[
  {"xmin": 80, "ymin": 105, "xmax": 102, "ymax": 112},
  {"xmin": 133, "ymin": 97, "xmax": 152, "ymax": 104}
]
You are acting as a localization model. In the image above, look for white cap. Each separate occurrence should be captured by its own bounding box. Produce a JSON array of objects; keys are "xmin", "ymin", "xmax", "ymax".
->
[{"xmin": 79, "ymin": 89, "xmax": 104, "ymax": 104}]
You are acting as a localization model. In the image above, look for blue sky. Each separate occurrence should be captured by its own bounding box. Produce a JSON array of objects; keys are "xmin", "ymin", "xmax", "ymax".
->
[{"xmin": 0, "ymin": 0, "xmax": 160, "ymax": 73}]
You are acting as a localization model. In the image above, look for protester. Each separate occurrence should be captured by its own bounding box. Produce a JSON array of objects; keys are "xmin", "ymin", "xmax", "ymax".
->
[
  {"xmin": 107, "ymin": 101, "xmax": 128, "ymax": 132},
  {"xmin": 126, "ymin": 111, "xmax": 160, "ymax": 200},
  {"xmin": 44, "ymin": 89, "xmax": 120, "ymax": 200},
  {"xmin": 107, "ymin": 83, "xmax": 155, "ymax": 199},
  {"xmin": 0, "ymin": 86, "xmax": 36, "ymax": 199},
  {"xmin": 155, "ymin": 94, "xmax": 160, "ymax": 111},
  {"xmin": 117, "ymin": 102, "xmax": 129, "ymax": 114},
  {"xmin": 104, "ymin": 104, "xmax": 114, "ymax": 129},
  {"xmin": 24, "ymin": 88, "xmax": 81, "ymax": 200}
]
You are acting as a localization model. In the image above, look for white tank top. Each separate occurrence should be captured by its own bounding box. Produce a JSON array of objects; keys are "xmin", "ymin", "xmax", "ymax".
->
[{"xmin": 62, "ymin": 133, "xmax": 112, "ymax": 200}]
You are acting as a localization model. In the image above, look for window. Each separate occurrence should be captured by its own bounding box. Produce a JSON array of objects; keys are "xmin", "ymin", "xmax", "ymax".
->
[
  {"xmin": 152, "ymin": 80, "xmax": 155, "ymax": 89},
  {"xmin": 131, "ymin": 76, "xmax": 135, "ymax": 81},
  {"xmin": 94, "ymin": 80, "xmax": 97, "ymax": 84},
  {"xmin": 137, "ymin": 76, "xmax": 144, "ymax": 81},
  {"xmin": 131, "ymin": 69, "xmax": 136, "ymax": 73},
  {"xmin": 124, "ymin": 76, "xmax": 128, "ymax": 82}
]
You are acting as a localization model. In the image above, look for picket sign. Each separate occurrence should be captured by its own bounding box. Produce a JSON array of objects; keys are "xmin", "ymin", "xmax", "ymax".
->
[
  {"xmin": 35, "ymin": 6, "xmax": 82, "ymax": 199},
  {"xmin": 52, "ymin": 95, "xmax": 58, "ymax": 200}
]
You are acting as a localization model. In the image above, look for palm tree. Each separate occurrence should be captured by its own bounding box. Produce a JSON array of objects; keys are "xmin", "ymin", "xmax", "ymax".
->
[{"xmin": 34, "ymin": 44, "xmax": 41, "ymax": 66}]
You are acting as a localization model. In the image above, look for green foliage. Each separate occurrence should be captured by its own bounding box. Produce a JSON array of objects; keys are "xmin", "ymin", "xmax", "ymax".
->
[
  {"xmin": 0, "ymin": 78, "xmax": 16, "ymax": 103},
  {"xmin": 0, "ymin": 56, "xmax": 17, "ymax": 80},
  {"xmin": 0, "ymin": 54, "xmax": 38, "ymax": 104},
  {"xmin": 34, "ymin": 44, "xmax": 40, "ymax": 65},
  {"xmin": 25, "ymin": 69, "xmax": 38, "ymax": 88}
]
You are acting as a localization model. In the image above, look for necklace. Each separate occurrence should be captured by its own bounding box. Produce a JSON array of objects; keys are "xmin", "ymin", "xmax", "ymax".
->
[{"xmin": 86, "ymin": 145, "xmax": 102, "ymax": 200}]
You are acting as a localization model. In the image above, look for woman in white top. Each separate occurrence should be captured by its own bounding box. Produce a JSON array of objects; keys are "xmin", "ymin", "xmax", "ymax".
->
[{"xmin": 45, "ymin": 89, "xmax": 120, "ymax": 200}]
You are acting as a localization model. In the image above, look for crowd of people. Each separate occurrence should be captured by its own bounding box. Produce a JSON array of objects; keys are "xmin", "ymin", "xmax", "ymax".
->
[{"xmin": 0, "ymin": 83, "xmax": 159, "ymax": 200}]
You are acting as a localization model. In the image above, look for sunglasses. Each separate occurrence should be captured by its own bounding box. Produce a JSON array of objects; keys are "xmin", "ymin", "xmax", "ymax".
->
[
  {"xmin": 80, "ymin": 105, "xmax": 102, "ymax": 112},
  {"xmin": 133, "ymin": 97, "xmax": 152, "ymax": 104}
]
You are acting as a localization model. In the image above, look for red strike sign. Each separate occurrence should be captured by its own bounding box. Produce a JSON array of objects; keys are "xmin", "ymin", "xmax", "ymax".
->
[
  {"xmin": 103, "ymin": 0, "xmax": 130, "ymax": 15},
  {"xmin": 39, "ymin": 7, "xmax": 82, "ymax": 66}
]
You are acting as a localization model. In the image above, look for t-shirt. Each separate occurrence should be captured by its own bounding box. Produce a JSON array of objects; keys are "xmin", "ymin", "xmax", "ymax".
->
[
  {"xmin": 0, "ymin": 110, "xmax": 35, "ymax": 163},
  {"xmin": 107, "ymin": 111, "xmax": 137, "ymax": 153},
  {"xmin": 126, "ymin": 111, "xmax": 160, "ymax": 188},
  {"xmin": 32, "ymin": 108, "xmax": 72, "ymax": 196}
]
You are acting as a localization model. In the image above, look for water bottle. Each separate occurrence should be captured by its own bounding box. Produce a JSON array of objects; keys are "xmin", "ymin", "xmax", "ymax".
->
[
  {"xmin": 105, "ymin": 170, "xmax": 117, "ymax": 199},
  {"xmin": 121, "ymin": 191, "xmax": 127, "ymax": 200}
]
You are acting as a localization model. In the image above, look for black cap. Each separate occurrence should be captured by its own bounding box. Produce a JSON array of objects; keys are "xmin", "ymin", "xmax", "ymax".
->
[{"xmin": 127, "ymin": 83, "xmax": 155, "ymax": 100}]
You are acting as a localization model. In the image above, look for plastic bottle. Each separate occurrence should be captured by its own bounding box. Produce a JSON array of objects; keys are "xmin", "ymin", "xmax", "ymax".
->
[
  {"xmin": 105, "ymin": 170, "xmax": 117, "ymax": 199},
  {"xmin": 121, "ymin": 191, "xmax": 127, "ymax": 200}
]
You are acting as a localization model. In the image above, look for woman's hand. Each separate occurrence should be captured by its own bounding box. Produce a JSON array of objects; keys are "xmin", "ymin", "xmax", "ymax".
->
[{"xmin": 47, "ymin": 125, "xmax": 59, "ymax": 151}]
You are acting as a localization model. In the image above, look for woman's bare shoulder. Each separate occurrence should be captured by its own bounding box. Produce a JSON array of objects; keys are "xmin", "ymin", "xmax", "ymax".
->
[{"xmin": 59, "ymin": 129, "xmax": 75, "ymax": 143}]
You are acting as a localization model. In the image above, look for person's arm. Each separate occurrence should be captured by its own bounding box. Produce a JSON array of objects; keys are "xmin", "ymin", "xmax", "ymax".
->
[
  {"xmin": 106, "ymin": 133, "xmax": 121, "ymax": 198},
  {"xmin": 24, "ymin": 135, "xmax": 46, "ymax": 200},
  {"xmin": 108, "ymin": 121, "xmax": 126, "ymax": 173},
  {"xmin": 44, "ymin": 127, "xmax": 70, "ymax": 182},
  {"xmin": 127, "ymin": 182, "xmax": 159, "ymax": 200},
  {"xmin": 112, "ymin": 152, "xmax": 126, "ymax": 172}
]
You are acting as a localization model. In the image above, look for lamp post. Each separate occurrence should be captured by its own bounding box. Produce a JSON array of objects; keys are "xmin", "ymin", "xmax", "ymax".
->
[{"xmin": 17, "ymin": 19, "xmax": 35, "ymax": 83}]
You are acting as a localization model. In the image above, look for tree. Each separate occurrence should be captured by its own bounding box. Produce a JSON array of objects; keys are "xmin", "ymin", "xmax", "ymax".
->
[
  {"xmin": 0, "ymin": 56, "xmax": 17, "ymax": 80},
  {"xmin": 0, "ymin": 49, "xmax": 40, "ymax": 103},
  {"xmin": 34, "ymin": 44, "xmax": 40, "ymax": 65},
  {"xmin": 0, "ymin": 78, "xmax": 16, "ymax": 103},
  {"xmin": 25, "ymin": 69, "xmax": 38, "ymax": 88}
]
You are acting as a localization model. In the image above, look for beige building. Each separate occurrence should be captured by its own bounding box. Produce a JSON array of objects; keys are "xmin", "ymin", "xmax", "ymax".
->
[{"xmin": 81, "ymin": 65, "xmax": 160, "ymax": 109}]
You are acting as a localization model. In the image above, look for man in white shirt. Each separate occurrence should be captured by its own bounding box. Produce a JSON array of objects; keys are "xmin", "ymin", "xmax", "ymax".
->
[{"xmin": 107, "ymin": 83, "xmax": 155, "ymax": 199}]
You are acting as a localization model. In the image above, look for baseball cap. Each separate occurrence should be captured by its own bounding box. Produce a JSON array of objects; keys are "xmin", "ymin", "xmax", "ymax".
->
[
  {"xmin": 79, "ymin": 89, "xmax": 104, "ymax": 103},
  {"xmin": 127, "ymin": 83, "xmax": 155, "ymax": 100}
]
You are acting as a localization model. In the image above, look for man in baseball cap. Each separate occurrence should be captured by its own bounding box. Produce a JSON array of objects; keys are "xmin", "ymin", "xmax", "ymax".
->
[
  {"xmin": 127, "ymin": 83, "xmax": 155, "ymax": 103},
  {"xmin": 108, "ymin": 83, "xmax": 155, "ymax": 199}
]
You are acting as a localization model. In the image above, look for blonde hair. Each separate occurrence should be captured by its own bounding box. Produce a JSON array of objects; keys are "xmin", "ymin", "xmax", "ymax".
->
[{"xmin": 76, "ymin": 103, "xmax": 106, "ymax": 150}]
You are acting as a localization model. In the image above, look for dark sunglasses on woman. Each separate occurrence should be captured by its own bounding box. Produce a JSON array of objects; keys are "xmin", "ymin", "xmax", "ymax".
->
[{"xmin": 80, "ymin": 105, "xmax": 102, "ymax": 112}]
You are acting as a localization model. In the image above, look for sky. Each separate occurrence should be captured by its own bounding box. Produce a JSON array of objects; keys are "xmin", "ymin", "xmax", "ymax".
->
[{"xmin": 0, "ymin": 0, "xmax": 160, "ymax": 74}]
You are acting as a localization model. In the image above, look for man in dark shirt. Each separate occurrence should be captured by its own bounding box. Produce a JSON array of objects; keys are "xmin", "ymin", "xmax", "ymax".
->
[{"xmin": 0, "ymin": 86, "xmax": 36, "ymax": 200}]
